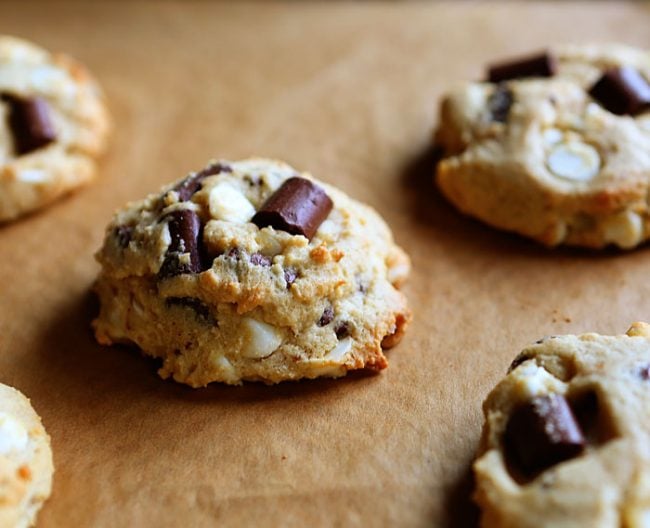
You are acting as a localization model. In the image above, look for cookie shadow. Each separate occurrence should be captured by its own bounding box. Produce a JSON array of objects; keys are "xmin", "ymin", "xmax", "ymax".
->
[
  {"xmin": 32, "ymin": 288, "xmax": 383, "ymax": 408},
  {"xmin": 399, "ymin": 144, "xmax": 647, "ymax": 260},
  {"xmin": 441, "ymin": 460, "xmax": 480, "ymax": 528}
]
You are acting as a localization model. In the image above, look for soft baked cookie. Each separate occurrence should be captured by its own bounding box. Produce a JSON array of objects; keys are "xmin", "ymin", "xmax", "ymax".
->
[
  {"xmin": 0, "ymin": 383, "xmax": 53, "ymax": 528},
  {"xmin": 474, "ymin": 322, "xmax": 650, "ymax": 527},
  {"xmin": 435, "ymin": 44, "xmax": 650, "ymax": 249},
  {"xmin": 0, "ymin": 35, "xmax": 110, "ymax": 222},
  {"xmin": 93, "ymin": 158, "xmax": 411, "ymax": 387}
]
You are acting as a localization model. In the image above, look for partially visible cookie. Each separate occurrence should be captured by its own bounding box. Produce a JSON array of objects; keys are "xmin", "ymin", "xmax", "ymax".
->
[
  {"xmin": 474, "ymin": 323, "xmax": 650, "ymax": 527},
  {"xmin": 93, "ymin": 158, "xmax": 411, "ymax": 387},
  {"xmin": 0, "ymin": 35, "xmax": 110, "ymax": 222},
  {"xmin": 0, "ymin": 383, "xmax": 53, "ymax": 527},
  {"xmin": 435, "ymin": 44, "xmax": 650, "ymax": 249}
]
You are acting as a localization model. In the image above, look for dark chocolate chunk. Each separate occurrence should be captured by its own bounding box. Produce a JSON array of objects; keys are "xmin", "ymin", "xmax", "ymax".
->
[
  {"xmin": 3, "ymin": 94, "xmax": 56, "ymax": 155},
  {"xmin": 158, "ymin": 209, "xmax": 204, "ymax": 278},
  {"xmin": 504, "ymin": 394, "xmax": 585, "ymax": 476},
  {"xmin": 283, "ymin": 267, "xmax": 297, "ymax": 287},
  {"xmin": 487, "ymin": 51, "xmax": 557, "ymax": 83},
  {"xmin": 226, "ymin": 247, "xmax": 241, "ymax": 260},
  {"xmin": 252, "ymin": 177, "xmax": 333, "ymax": 240},
  {"xmin": 114, "ymin": 225, "xmax": 133, "ymax": 249},
  {"xmin": 508, "ymin": 352, "xmax": 532, "ymax": 372},
  {"xmin": 173, "ymin": 162, "xmax": 232, "ymax": 201},
  {"xmin": 488, "ymin": 84, "xmax": 514, "ymax": 123},
  {"xmin": 165, "ymin": 297, "xmax": 216, "ymax": 325},
  {"xmin": 588, "ymin": 67, "xmax": 650, "ymax": 116},
  {"xmin": 318, "ymin": 307, "xmax": 334, "ymax": 327},
  {"xmin": 335, "ymin": 321, "xmax": 350, "ymax": 339},
  {"xmin": 639, "ymin": 364, "xmax": 650, "ymax": 380},
  {"xmin": 250, "ymin": 252, "xmax": 272, "ymax": 267}
]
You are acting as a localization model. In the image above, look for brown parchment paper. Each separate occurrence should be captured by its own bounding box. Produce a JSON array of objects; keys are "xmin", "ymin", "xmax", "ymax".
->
[{"xmin": 1, "ymin": 1, "xmax": 650, "ymax": 526}]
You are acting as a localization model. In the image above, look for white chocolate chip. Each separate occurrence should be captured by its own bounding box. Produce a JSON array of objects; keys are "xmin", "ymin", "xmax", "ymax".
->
[
  {"xmin": 603, "ymin": 210, "xmax": 644, "ymax": 249},
  {"xmin": 546, "ymin": 142, "xmax": 601, "ymax": 182},
  {"xmin": 18, "ymin": 169, "xmax": 48, "ymax": 183},
  {"xmin": 514, "ymin": 362, "xmax": 565, "ymax": 400},
  {"xmin": 241, "ymin": 318, "xmax": 283, "ymax": 359},
  {"xmin": 325, "ymin": 337, "xmax": 353, "ymax": 362},
  {"xmin": 208, "ymin": 183, "xmax": 255, "ymax": 223},
  {"xmin": 542, "ymin": 128, "xmax": 564, "ymax": 146},
  {"xmin": 0, "ymin": 412, "xmax": 28, "ymax": 455},
  {"xmin": 215, "ymin": 355, "xmax": 238, "ymax": 382}
]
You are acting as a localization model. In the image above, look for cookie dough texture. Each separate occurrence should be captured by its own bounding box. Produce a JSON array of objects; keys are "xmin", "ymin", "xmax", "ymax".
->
[
  {"xmin": 93, "ymin": 158, "xmax": 411, "ymax": 387},
  {"xmin": 435, "ymin": 44, "xmax": 650, "ymax": 249},
  {"xmin": 0, "ymin": 35, "xmax": 110, "ymax": 222},
  {"xmin": 0, "ymin": 383, "xmax": 53, "ymax": 528},
  {"xmin": 475, "ymin": 322, "xmax": 650, "ymax": 528}
]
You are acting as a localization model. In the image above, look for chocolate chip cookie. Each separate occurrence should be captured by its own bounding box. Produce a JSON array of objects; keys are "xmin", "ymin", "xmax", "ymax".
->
[
  {"xmin": 435, "ymin": 44, "xmax": 650, "ymax": 249},
  {"xmin": 0, "ymin": 35, "xmax": 110, "ymax": 222},
  {"xmin": 474, "ymin": 322, "xmax": 650, "ymax": 527},
  {"xmin": 0, "ymin": 383, "xmax": 53, "ymax": 527},
  {"xmin": 93, "ymin": 158, "xmax": 411, "ymax": 387}
]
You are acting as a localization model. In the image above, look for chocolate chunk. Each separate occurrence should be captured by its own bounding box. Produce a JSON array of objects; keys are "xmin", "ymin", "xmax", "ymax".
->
[
  {"xmin": 226, "ymin": 247, "xmax": 241, "ymax": 260},
  {"xmin": 508, "ymin": 352, "xmax": 532, "ymax": 372},
  {"xmin": 283, "ymin": 267, "xmax": 297, "ymax": 287},
  {"xmin": 488, "ymin": 84, "xmax": 514, "ymax": 123},
  {"xmin": 252, "ymin": 177, "xmax": 333, "ymax": 240},
  {"xmin": 250, "ymin": 253, "xmax": 272, "ymax": 267},
  {"xmin": 639, "ymin": 364, "xmax": 650, "ymax": 380},
  {"xmin": 588, "ymin": 67, "xmax": 650, "ymax": 116},
  {"xmin": 335, "ymin": 321, "xmax": 350, "ymax": 339},
  {"xmin": 3, "ymin": 94, "xmax": 56, "ymax": 155},
  {"xmin": 114, "ymin": 225, "xmax": 133, "ymax": 249},
  {"xmin": 165, "ymin": 297, "xmax": 216, "ymax": 324},
  {"xmin": 173, "ymin": 162, "xmax": 232, "ymax": 201},
  {"xmin": 504, "ymin": 394, "xmax": 585, "ymax": 476},
  {"xmin": 487, "ymin": 51, "xmax": 557, "ymax": 83},
  {"xmin": 158, "ymin": 209, "xmax": 204, "ymax": 278},
  {"xmin": 318, "ymin": 307, "xmax": 334, "ymax": 327}
]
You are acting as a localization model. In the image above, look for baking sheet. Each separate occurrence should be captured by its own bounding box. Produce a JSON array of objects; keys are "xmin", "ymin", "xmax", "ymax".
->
[{"xmin": 1, "ymin": 1, "xmax": 650, "ymax": 526}]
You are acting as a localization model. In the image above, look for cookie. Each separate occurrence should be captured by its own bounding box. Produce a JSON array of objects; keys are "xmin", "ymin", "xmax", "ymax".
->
[
  {"xmin": 0, "ymin": 383, "xmax": 53, "ymax": 528},
  {"xmin": 435, "ymin": 44, "xmax": 650, "ymax": 249},
  {"xmin": 474, "ymin": 322, "xmax": 650, "ymax": 527},
  {"xmin": 92, "ymin": 158, "xmax": 411, "ymax": 387},
  {"xmin": 0, "ymin": 35, "xmax": 110, "ymax": 222}
]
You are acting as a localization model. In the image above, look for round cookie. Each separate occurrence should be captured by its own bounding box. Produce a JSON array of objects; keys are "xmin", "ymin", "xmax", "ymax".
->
[
  {"xmin": 474, "ymin": 322, "xmax": 650, "ymax": 527},
  {"xmin": 93, "ymin": 158, "xmax": 411, "ymax": 387},
  {"xmin": 0, "ymin": 35, "xmax": 110, "ymax": 222},
  {"xmin": 0, "ymin": 383, "xmax": 53, "ymax": 528},
  {"xmin": 435, "ymin": 44, "xmax": 650, "ymax": 249}
]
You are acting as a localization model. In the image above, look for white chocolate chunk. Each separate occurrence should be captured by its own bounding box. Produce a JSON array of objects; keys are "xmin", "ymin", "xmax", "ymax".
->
[
  {"xmin": 215, "ymin": 355, "xmax": 238, "ymax": 382},
  {"xmin": 326, "ymin": 337, "xmax": 353, "ymax": 362},
  {"xmin": 603, "ymin": 210, "xmax": 643, "ymax": 249},
  {"xmin": 513, "ymin": 362, "xmax": 565, "ymax": 400},
  {"xmin": 241, "ymin": 318, "xmax": 283, "ymax": 359},
  {"xmin": 18, "ymin": 169, "xmax": 48, "ymax": 183},
  {"xmin": 0, "ymin": 412, "xmax": 28, "ymax": 454},
  {"xmin": 546, "ymin": 142, "xmax": 601, "ymax": 182},
  {"xmin": 542, "ymin": 127, "xmax": 564, "ymax": 146},
  {"xmin": 209, "ymin": 183, "xmax": 255, "ymax": 223}
]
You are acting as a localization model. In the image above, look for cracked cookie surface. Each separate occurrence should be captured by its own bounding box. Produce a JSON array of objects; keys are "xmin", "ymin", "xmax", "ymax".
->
[
  {"xmin": 475, "ymin": 323, "xmax": 650, "ymax": 528},
  {"xmin": 0, "ymin": 383, "xmax": 53, "ymax": 528},
  {"xmin": 93, "ymin": 158, "xmax": 411, "ymax": 387},
  {"xmin": 0, "ymin": 35, "xmax": 110, "ymax": 222},
  {"xmin": 435, "ymin": 44, "xmax": 650, "ymax": 249}
]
